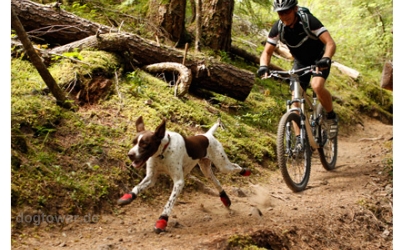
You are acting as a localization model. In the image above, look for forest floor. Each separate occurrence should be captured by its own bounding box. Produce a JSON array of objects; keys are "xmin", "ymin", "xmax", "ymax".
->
[{"xmin": 11, "ymin": 116, "xmax": 393, "ymax": 250}]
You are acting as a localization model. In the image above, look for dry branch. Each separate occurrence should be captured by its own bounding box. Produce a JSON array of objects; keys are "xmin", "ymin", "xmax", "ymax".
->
[{"xmin": 144, "ymin": 62, "xmax": 192, "ymax": 97}]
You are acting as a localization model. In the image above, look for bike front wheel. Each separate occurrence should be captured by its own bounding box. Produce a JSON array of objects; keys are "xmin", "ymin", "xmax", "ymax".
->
[
  {"xmin": 316, "ymin": 104, "xmax": 338, "ymax": 171},
  {"xmin": 277, "ymin": 112, "xmax": 311, "ymax": 192}
]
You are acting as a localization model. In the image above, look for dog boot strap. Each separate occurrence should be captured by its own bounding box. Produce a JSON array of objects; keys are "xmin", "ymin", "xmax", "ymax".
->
[{"xmin": 219, "ymin": 190, "xmax": 231, "ymax": 208}]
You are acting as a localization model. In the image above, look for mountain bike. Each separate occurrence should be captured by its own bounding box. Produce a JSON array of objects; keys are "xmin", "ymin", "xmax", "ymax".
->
[{"xmin": 267, "ymin": 65, "xmax": 338, "ymax": 192}]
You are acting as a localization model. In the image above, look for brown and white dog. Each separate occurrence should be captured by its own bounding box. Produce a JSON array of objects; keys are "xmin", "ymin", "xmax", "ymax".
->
[{"xmin": 117, "ymin": 116, "xmax": 251, "ymax": 233}]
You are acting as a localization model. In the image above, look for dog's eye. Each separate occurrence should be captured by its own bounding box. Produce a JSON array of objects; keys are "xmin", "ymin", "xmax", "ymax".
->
[{"xmin": 139, "ymin": 140, "xmax": 150, "ymax": 149}]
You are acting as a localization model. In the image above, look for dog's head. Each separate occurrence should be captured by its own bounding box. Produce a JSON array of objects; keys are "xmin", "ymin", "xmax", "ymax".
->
[{"xmin": 127, "ymin": 116, "xmax": 166, "ymax": 168}]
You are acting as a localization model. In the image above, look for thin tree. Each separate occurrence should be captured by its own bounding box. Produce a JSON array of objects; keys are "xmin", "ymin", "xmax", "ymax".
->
[
  {"xmin": 11, "ymin": 7, "xmax": 76, "ymax": 110},
  {"xmin": 195, "ymin": 0, "xmax": 202, "ymax": 52}
]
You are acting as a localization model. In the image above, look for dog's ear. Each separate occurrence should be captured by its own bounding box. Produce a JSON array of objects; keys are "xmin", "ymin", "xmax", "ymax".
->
[
  {"xmin": 135, "ymin": 116, "xmax": 145, "ymax": 132},
  {"xmin": 154, "ymin": 118, "xmax": 166, "ymax": 140}
]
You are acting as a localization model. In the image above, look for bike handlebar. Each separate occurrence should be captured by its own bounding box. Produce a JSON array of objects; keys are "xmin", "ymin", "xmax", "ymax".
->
[{"xmin": 266, "ymin": 65, "xmax": 317, "ymax": 81}]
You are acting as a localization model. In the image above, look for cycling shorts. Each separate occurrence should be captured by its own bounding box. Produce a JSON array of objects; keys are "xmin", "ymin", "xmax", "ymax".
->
[{"xmin": 290, "ymin": 60, "xmax": 331, "ymax": 91}]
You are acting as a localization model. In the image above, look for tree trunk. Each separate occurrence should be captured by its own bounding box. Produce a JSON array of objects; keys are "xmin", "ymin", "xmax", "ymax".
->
[
  {"xmin": 11, "ymin": 6, "xmax": 75, "ymax": 110},
  {"xmin": 195, "ymin": 0, "xmax": 202, "ymax": 52},
  {"xmin": 48, "ymin": 33, "xmax": 254, "ymax": 101},
  {"xmin": 380, "ymin": 61, "xmax": 393, "ymax": 91},
  {"xmin": 147, "ymin": 0, "xmax": 187, "ymax": 47},
  {"xmin": 201, "ymin": 0, "xmax": 234, "ymax": 51}
]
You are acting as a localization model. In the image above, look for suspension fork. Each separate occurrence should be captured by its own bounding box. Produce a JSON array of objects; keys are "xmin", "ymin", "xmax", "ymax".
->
[
  {"xmin": 303, "ymin": 91, "xmax": 319, "ymax": 149},
  {"xmin": 285, "ymin": 122, "xmax": 293, "ymax": 156}
]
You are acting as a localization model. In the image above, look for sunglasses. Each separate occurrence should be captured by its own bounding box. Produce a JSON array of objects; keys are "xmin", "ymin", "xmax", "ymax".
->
[{"xmin": 278, "ymin": 8, "xmax": 294, "ymax": 16}]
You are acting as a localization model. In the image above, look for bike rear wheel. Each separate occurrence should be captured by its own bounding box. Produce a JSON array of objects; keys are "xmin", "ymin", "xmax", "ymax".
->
[
  {"xmin": 316, "ymin": 104, "xmax": 338, "ymax": 170},
  {"xmin": 277, "ymin": 112, "xmax": 311, "ymax": 192}
]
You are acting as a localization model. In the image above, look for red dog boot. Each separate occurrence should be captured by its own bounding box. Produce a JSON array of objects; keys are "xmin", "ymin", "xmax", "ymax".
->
[
  {"xmin": 219, "ymin": 190, "xmax": 231, "ymax": 208},
  {"xmin": 239, "ymin": 168, "xmax": 251, "ymax": 176},
  {"xmin": 117, "ymin": 192, "xmax": 136, "ymax": 206},
  {"xmin": 154, "ymin": 215, "xmax": 169, "ymax": 234}
]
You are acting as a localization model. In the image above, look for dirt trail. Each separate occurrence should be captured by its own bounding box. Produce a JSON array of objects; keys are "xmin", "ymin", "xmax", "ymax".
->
[{"xmin": 12, "ymin": 116, "xmax": 393, "ymax": 250}]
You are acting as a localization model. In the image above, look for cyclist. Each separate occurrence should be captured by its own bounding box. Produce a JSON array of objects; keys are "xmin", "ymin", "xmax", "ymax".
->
[{"xmin": 257, "ymin": 0, "xmax": 338, "ymax": 141}]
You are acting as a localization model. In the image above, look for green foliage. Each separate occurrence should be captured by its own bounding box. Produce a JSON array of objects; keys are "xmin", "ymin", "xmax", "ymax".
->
[
  {"xmin": 227, "ymin": 234, "xmax": 267, "ymax": 249},
  {"xmin": 228, "ymin": 234, "xmax": 253, "ymax": 246},
  {"xmin": 308, "ymin": 0, "xmax": 393, "ymax": 71},
  {"xmin": 234, "ymin": 0, "xmax": 273, "ymax": 29},
  {"xmin": 126, "ymin": 70, "xmax": 147, "ymax": 94},
  {"xmin": 61, "ymin": 51, "xmax": 83, "ymax": 61},
  {"xmin": 219, "ymin": 50, "xmax": 232, "ymax": 64},
  {"xmin": 60, "ymin": 0, "xmax": 151, "ymax": 35}
]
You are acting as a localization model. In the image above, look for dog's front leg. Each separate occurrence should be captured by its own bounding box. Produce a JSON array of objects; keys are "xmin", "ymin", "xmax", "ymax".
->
[
  {"xmin": 154, "ymin": 176, "xmax": 184, "ymax": 234},
  {"xmin": 117, "ymin": 166, "xmax": 158, "ymax": 206}
]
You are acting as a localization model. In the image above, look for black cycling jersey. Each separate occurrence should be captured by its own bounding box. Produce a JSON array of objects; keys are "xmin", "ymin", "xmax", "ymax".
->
[{"xmin": 267, "ymin": 12, "xmax": 328, "ymax": 65}]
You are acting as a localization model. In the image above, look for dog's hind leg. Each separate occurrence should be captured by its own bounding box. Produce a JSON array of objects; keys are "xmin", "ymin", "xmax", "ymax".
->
[
  {"xmin": 198, "ymin": 158, "xmax": 231, "ymax": 208},
  {"xmin": 154, "ymin": 175, "xmax": 185, "ymax": 234},
  {"xmin": 207, "ymin": 139, "xmax": 251, "ymax": 177}
]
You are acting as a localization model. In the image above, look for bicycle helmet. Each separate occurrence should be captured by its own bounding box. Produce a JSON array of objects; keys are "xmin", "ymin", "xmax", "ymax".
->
[{"xmin": 273, "ymin": 0, "xmax": 298, "ymax": 12}]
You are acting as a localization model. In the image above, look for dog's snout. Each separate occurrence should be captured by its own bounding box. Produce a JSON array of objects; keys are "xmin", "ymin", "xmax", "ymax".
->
[{"xmin": 128, "ymin": 152, "xmax": 135, "ymax": 161}]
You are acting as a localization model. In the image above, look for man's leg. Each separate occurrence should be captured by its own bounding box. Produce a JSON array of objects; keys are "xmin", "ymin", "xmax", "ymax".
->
[
  {"xmin": 311, "ymin": 77, "xmax": 338, "ymax": 138},
  {"xmin": 311, "ymin": 77, "xmax": 333, "ymax": 113}
]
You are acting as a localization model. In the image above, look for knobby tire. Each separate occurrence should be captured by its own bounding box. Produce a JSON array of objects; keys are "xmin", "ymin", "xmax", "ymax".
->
[
  {"xmin": 277, "ymin": 112, "xmax": 311, "ymax": 192},
  {"xmin": 316, "ymin": 104, "xmax": 338, "ymax": 171}
]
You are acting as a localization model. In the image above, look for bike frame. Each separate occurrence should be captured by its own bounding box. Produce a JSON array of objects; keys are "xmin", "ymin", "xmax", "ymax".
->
[{"xmin": 270, "ymin": 66, "xmax": 321, "ymax": 149}]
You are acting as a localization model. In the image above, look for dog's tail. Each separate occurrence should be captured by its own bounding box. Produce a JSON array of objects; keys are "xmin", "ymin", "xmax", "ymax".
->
[{"xmin": 206, "ymin": 118, "xmax": 224, "ymax": 135}]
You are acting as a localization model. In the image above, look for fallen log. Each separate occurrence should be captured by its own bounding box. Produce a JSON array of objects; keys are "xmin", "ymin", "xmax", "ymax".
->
[
  {"xmin": 332, "ymin": 61, "xmax": 360, "ymax": 80},
  {"xmin": 274, "ymin": 43, "xmax": 294, "ymax": 60},
  {"xmin": 12, "ymin": 0, "xmax": 254, "ymax": 101},
  {"xmin": 47, "ymin": 33, "xmax": 254, "ymax": 101}
]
